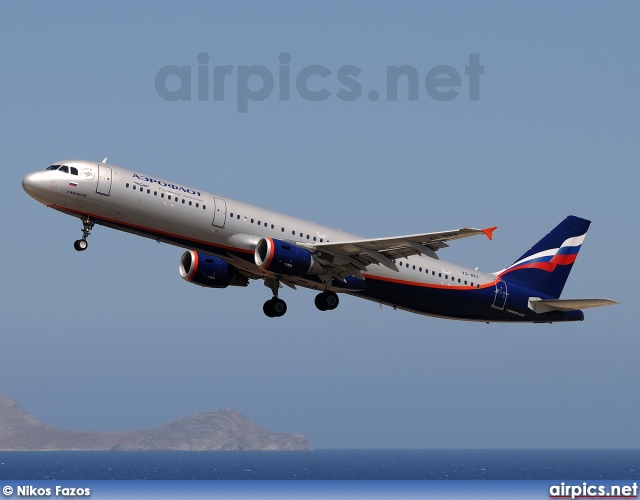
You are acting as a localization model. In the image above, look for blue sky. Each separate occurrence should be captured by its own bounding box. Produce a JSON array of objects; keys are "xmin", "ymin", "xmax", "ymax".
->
[{"xmin": 1, "ymin": 1, "xmax": 638, "ymax": 449}]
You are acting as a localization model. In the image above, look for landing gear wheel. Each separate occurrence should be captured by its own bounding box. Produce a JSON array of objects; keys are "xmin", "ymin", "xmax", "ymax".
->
[
  {"xmin": 272, "ymin": 298, "xmax": 287, "ymax": 316},
  {"xmin": 263, "ymin": 300, "xmax": 276, "ymax": 318},
  {"xmin": 74, "ymin": 217, "xmax": 95, "ymax": 252},
  {"xmin": 315, "ymin": 291, "xmax": 339, "ymax": 311},
  {"xmin": 263, "ymin": 298, "xmax": 287, "ymax": 318},
  {"xmin": 74, "ymin": 239, "xmax": 88, "ymax": 252}
]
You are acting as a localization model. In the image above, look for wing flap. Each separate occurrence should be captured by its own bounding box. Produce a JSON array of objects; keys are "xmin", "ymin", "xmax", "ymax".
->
[{"xmin": 528, "ymin": 297, "xmax": 618, "ymax": 313}]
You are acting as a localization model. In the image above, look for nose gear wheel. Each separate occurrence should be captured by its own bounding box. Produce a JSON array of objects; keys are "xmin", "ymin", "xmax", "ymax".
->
[{"xmin": 74, "ymin": 217, "xmax": 95, "ymax": 252}]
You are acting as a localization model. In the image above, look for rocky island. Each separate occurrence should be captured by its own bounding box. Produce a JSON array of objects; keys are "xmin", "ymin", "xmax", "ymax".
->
[{"xmin": 0, "ymin": 395, "xmax": 311, "ymax": 451}]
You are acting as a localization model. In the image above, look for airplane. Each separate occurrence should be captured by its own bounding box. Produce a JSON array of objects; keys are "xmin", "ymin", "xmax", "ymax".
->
[{"xmin": 22, "ymin": 159, "xmax": 616, "ymax": 323}]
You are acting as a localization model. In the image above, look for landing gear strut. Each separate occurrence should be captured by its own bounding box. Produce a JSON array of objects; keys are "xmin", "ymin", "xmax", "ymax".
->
[
  {"xmin": 315, "ymin": 290, "xmax": 339, "ymax": 311},
  {"xmin": 263, "ymin": 278, "xmax": 287, "ymax": 318},
  {"xmin": 73, "ymin": 217, "xmax": 94, "ymax": 252}
]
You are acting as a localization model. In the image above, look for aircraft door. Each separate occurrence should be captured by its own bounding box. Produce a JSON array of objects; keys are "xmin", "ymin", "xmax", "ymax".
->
[
  {"xmin": 491, "ymin": 280, "xmax": 508, "ymax": 310},
  {"xmin": 212, "ymin": 197, "xmax": 227, "ymax": 228},
  {"xmin": 96, "ymin": 166, "xmax": 112, "ymax": 196}
]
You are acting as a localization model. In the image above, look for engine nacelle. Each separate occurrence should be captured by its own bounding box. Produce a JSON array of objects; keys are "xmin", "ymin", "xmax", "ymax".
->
[
  {"xmin": 254, "ymin": 238, "xmax": 323, "ymax": 276},
  {"xmin": 179, "ymin": 251, "xmax": 248, "ymax": 288}
]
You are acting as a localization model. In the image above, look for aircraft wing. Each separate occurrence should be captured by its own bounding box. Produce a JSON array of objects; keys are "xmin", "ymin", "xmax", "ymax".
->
[
  {"xmin": 298, "ymin": 226, "xmax": 497, "ymax": 281},
  {"xmin": 528, "ymin": 298, "xmax": 618, "ymax": 314}
]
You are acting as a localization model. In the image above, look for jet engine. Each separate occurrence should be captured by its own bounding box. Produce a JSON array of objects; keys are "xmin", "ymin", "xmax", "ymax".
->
[
  {"xmin": 254, "ymin": 238, "xmax": 324, "ymax": 276},
  {"xmin": 179, "ymin": 251, "xmax": 248, "ymax": 288}
]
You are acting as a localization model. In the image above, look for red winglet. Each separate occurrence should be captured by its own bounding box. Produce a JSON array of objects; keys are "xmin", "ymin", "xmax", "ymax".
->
[{"xmin": 482, "ymin": 226, "xmax": 498, "ymax": 240}]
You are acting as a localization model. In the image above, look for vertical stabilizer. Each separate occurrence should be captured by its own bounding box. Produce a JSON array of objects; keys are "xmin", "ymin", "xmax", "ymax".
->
[{"xmin": 498, "ymin": 216, "xmax": 590, "ymax": 298}]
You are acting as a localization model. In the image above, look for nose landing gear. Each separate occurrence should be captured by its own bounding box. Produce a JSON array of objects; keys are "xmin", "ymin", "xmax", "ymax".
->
[{"xmin": 74, "ymin": 217, "xmax": 95, "ymax": 252}]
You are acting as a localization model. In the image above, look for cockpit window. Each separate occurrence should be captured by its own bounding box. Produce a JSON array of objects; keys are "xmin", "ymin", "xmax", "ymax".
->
[{"xmin": 46, "ymin": 164, "xmax": 77, "ymax": 175}]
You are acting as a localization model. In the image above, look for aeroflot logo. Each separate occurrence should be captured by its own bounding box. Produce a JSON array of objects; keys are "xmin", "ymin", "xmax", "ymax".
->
[
  {"xmin": 155, "ymin": 52, "xmax": 484, "ymax": 112},
  {"xmin": 133, "ymin": 174, "xmax": 202, "ymax": 196}
]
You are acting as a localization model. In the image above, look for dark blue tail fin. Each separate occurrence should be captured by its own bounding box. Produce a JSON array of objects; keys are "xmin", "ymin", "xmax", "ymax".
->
[{"xmin": 498, "ymin": 216, "xmax": 591, "ymax": 298}]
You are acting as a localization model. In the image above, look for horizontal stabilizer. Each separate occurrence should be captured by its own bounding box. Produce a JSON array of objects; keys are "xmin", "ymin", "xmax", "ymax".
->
[{"xmin": 528, "ymin": 297, "xmax": 618, "ymax": 314}]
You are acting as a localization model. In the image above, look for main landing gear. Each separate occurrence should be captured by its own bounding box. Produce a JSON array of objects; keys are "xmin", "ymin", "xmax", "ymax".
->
[
  {"xmin": 263, "ymin": 278, "xmax": 287, "ymax": 318},
  {"xmin": 263, "ymin": 297, "xmax": 287, "ymax": 318},
  {"xmin": 73, "ymin": 217, "xmax": 95, "ymax": 252},
  {"xmin": 315, "ymin": 290, "xmax": 339, "ymax": 311},
  {"xmin": 262, "ymin": 278, "xmax": 340, "ymax": 318}
]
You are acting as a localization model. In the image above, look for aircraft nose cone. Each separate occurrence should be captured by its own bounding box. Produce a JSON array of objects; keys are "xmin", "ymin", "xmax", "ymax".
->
[
  {"xmin": 22, "ymin": 171, "xmax": 48, "ymax": 203},
  {"xmin": 22, "ymin": 172, "xmax": 38, "ymax": 194}
]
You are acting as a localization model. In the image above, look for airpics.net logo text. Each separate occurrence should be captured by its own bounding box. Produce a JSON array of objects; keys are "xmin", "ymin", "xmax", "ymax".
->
[{"xmin": 155, "ymin": 52, "xmax": 484, "ymax": 112}]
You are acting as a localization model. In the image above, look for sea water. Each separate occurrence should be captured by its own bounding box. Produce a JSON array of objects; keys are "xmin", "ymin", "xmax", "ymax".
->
[{"xmin": 0, "ymin": 450, "xmax": 638, "ymax": 480}]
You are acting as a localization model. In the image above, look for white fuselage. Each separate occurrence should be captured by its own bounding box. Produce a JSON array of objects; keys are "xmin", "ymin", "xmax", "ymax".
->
[{"xmin": 25, "ymin": 159, "xmax": 595, "ymax": 323}]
